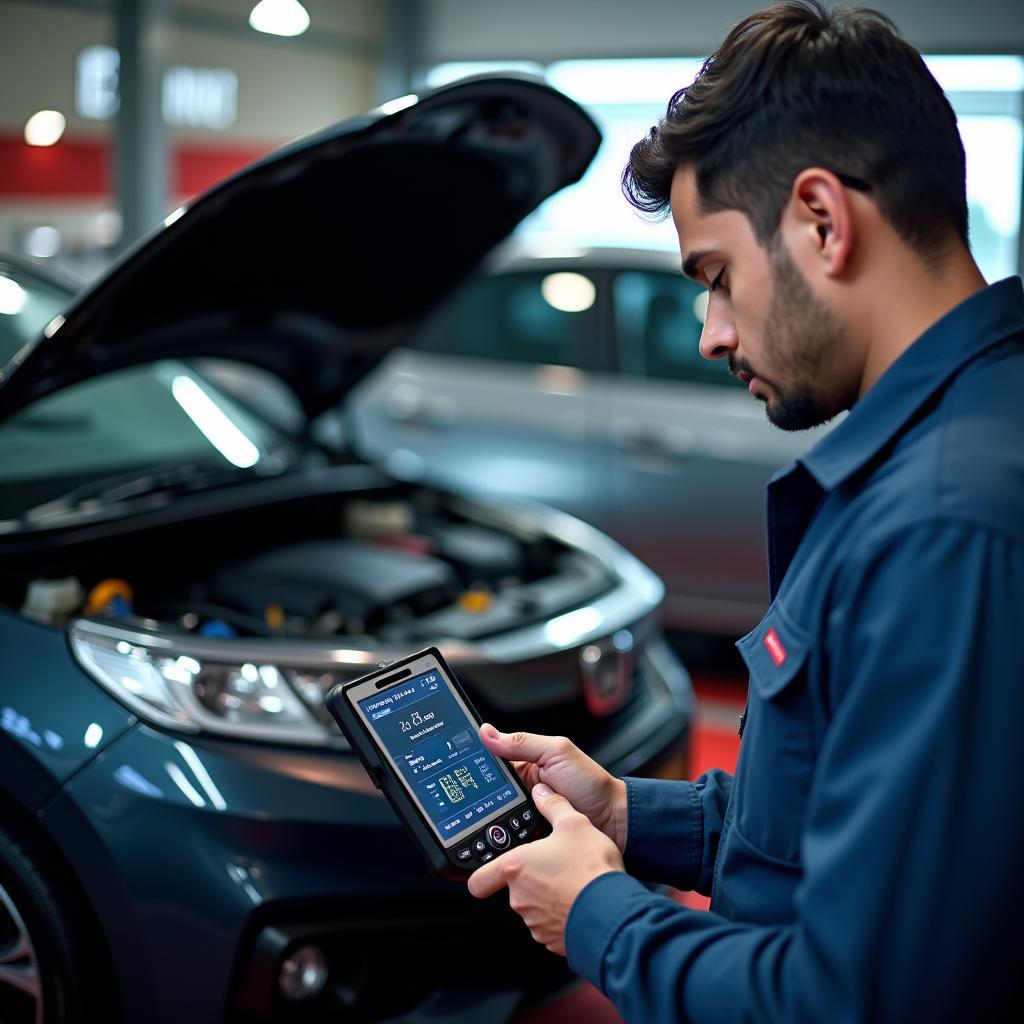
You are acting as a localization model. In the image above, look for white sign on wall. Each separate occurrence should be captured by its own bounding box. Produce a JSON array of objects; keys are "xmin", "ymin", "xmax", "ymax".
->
[
  {"xmin": 76, "ymin": 45, "xmax": 120, "ymax": 120},
  {"xmin": 162, "ymin": 67, "xmax": 238, "ymax": 129},
  {"xmin": 75, "ymin": 45, "xmax": 239, "ymax": 130}
]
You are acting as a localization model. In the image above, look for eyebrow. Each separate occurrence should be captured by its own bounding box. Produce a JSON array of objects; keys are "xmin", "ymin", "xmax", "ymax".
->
[{"xmin": 681, "ymin": 249, "xmax": 712, "ymax": 281}]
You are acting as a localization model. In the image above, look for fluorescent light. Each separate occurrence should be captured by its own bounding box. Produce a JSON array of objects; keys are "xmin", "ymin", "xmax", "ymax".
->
[
  {"xmin": 0, "ymin": 276, "xmax": 27, "ymax": 316},
  {"xmin": 170, "ymin": 375, "xmax": 260, "ymax": 468},
  {"xmin": 249, "ymin": 0, "xmax": 309, "ymax": 38},
  {"xmin": 24, "ymin": 109, "xmax": 66, "ymax": 147},
  {"xmin": 541, "ymin": 272, "xmax": 596, "ymax": 313}
]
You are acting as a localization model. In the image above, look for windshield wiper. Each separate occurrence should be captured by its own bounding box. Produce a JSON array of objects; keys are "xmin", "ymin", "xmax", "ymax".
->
[{"xmin": 20, "ymin": 455, "xmax": 287, "ymax": 525}]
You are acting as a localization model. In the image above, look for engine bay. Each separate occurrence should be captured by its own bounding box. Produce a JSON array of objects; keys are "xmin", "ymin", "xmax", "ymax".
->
[{"xmin": 6, "ymin": 478, "xmax": 613, "ymax": 645}]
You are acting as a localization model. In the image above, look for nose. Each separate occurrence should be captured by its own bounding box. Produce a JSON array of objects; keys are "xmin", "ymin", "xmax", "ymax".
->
[{"xmin": 698, "ymin": 293, "xmax": 738, "ymax": 361}]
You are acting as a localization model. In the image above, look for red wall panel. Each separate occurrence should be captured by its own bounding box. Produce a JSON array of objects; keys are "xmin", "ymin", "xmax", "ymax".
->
[{"xmin": 0, "ymin": 135, "xmax": 274, "ymax": 200}]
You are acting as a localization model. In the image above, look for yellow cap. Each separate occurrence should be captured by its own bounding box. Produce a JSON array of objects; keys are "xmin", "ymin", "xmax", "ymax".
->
[
  {"xmin": 84, "ymin": 578, "xmax": 134, "ymax": 615},
  {"xmin": 457, "ymin": 590, "xmax": 492, "ymax": 614}
]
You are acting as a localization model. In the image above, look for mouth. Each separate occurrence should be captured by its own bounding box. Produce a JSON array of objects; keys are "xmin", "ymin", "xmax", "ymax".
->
[
  {"xmin": 733, "ymin": 369, "xmax": 765, "ymax": 399},
  {"xmin": 729, "ymin": 359, "xmax": 765, "ymax": 397},
  {"xmin": 735, "ymin": 369, "xmax": 757, "ymax": 393}
]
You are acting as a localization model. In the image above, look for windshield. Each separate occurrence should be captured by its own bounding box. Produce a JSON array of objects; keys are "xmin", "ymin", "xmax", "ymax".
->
[{"xmin": 0, "ymin": 261, "xmax": 285, "ymax": 523}]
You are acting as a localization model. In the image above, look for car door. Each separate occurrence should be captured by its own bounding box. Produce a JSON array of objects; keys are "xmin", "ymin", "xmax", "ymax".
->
[
  {"xmin": 348, "ymin": 265, "xmax": 603, "ymax": 522},
  {"xmin": 593, "ymin": 266, "xmax": 826, "ymax": 635}
]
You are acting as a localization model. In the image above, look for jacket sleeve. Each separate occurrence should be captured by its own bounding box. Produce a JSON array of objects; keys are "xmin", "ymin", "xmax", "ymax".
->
[
  {"xmin": 566, "ymin": 523, "xmax": 1024, "ymax": 1023},
  {"xmin": 621, "ymin": 770, "xmax": 732, "ymax": 894}
]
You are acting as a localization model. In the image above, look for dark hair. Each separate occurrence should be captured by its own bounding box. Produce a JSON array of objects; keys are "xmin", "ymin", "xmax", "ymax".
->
[{"xmin": 623, "ymin": 1, "xmax": 968, "ymax": 256}]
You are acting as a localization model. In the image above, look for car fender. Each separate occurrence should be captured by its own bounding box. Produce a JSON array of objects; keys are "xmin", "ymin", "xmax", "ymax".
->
[
  {"xmin": 0, "ymin": 609, "xmax": 136, "ymax": 811},
  {"xmin": 34, "ymin": 774, "xmax": 162, "ymax": 1023}
]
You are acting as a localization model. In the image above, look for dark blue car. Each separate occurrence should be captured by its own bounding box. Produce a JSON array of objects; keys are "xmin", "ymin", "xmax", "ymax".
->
[{"xmin": 0, "ymin": 78, "xmax": 692, "ymax": 1023}]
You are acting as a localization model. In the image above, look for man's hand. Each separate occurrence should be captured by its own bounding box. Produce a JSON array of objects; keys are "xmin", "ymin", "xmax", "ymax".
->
[
  {"xmin": 467, "ymin": 783, "xmax": 624, "ymax": 955},
  {"xmin": 479, "ymin": 724, "xmax": 629, "ymax": 852}
]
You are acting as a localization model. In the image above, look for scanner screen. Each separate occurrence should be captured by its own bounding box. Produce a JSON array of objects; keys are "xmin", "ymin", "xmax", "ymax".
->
[{"xmin": 357, "ymin": 669, "xmax": 519, "ymax": 843}]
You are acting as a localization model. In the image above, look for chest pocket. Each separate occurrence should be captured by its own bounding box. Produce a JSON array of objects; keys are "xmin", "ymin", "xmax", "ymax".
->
[{"xmin": 732, "ymin": 602, "xmax": 814, "ymax": 865}]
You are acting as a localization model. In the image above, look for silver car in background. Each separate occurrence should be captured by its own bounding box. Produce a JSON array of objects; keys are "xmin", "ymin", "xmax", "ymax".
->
[{"xmin": 350, "ymin": 245, "xmax": 831, "ymax": 637}]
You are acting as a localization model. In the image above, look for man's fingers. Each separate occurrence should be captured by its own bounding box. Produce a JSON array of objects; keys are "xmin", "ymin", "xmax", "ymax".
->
[
  {"xmin": 467, "ymin": 858, "xmax": 509, "ymax": 900},
  {"xmin": 532, "ymin": 783, "xmax": 580, "ymax": 826},
  {"xmin": 508, "ymin": 759, "xmax": 542, "ymax": 789},
  {"xmin": 479, "ymin": 724, "xmax": 569, "ymax": 766}
]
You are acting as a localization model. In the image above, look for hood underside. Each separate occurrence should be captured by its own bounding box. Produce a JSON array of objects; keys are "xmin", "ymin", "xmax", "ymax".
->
[{"xmin": 0, "ymin": 77, "xmax": 600, "ymax": 422}]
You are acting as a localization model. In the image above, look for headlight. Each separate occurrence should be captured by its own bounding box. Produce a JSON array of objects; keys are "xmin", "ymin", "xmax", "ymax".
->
[{"xmin": 69, "ymin": 619, "xmax": 359, "ymax": 746}]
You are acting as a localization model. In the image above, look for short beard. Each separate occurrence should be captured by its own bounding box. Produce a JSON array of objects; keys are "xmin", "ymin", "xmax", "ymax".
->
[{"xmin": 760, "ymin": 242, "xmax": 848, "ymax": 431}]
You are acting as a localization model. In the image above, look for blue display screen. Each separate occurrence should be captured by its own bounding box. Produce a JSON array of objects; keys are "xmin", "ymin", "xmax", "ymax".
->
[{"xmin": 358, "ymin": 669, "xmax": 519, "ymax": 843}]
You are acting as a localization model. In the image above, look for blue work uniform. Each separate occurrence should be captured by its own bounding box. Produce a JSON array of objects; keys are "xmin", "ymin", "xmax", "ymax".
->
[{"xmin": 565, "ymin": 277, "xmax": 1024, "ymax": 1022}]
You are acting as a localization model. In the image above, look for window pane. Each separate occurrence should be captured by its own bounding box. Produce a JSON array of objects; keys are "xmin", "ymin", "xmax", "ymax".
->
[
  {"xmin": 959, "ymin": 115, "xmax": 1022, "ymax": 282},
  {"xmin": 495, "ymin": 55, "xmax": 1024, "ymax": 276},
  {"xmin": 414, "ymin": 271, "xmax": 590, "ymax": 368},
  {"xmin": 615, "ymin": 270, "xmax": 733, "ymax": 386}
]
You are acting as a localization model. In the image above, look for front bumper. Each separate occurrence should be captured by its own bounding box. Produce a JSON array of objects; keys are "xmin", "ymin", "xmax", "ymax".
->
[{"xmin": 40, "ymin": 641, "xmax": 690, "ymax": 1023}]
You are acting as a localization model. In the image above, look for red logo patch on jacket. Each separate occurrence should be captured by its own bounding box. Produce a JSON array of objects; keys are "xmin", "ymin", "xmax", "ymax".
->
[{"xmin": 763, "ymin": 627, "xmax": 787, "ymax": 667}]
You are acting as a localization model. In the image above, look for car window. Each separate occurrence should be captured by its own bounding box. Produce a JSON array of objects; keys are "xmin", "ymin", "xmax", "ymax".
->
[
  {"xmin": 0, "ymin": 264, "xmax": 74, "ymax": 365},
  {"xmin": 614, "ymin": 269, "xmax": 734, "ymax": 387},
  {"xmin": 413, "ymin": 269, "xmax": 592, "ymax": 368}
]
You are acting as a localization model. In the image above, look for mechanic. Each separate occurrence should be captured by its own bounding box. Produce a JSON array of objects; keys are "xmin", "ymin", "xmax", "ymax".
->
[{"xmin": 467, "ymin": 2, "xmax": 1024, "ymax": 1021}]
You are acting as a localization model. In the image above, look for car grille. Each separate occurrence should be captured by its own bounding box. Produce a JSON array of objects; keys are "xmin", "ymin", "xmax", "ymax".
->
[{"xmin": 459, "ymin": 645, "xmax": 672, "ymax": 764}]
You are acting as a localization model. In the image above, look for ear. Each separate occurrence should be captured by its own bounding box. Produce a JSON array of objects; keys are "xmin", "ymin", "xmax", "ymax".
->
[{"xmin": 782, "ymin": 168, "xmax": 855, "ymax": 278}]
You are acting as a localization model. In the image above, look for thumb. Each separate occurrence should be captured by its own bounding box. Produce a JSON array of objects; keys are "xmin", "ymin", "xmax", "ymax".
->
[
  {"xmin": 479, "ymin": 724, "xmax": 564, "ymax": 767},
  {"xmin": 532, "ymin": 783, "xmax": 578, "ymax": 827}
]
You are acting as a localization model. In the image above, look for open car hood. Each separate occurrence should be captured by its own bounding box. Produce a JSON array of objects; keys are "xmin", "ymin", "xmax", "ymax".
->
[{"xmin": 0, "ymin": 77, "xmax": 599, "ymax": 423}]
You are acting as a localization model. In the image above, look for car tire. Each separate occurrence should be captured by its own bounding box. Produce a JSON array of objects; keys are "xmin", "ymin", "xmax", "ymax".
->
[{"xmin": 0, "ymin": 821, "xmax": 116, "ymax": 1024}]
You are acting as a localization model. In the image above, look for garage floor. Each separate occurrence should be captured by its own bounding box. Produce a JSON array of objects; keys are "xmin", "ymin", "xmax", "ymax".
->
[{"xmin": 511, "ymin": 671, "xmax": 747, "ymax": 1024}]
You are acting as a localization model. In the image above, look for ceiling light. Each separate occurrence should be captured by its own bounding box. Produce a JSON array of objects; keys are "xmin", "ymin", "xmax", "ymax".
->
[
  {"xmin": 249, "ymin": 0, "xmax": 310, "ymax": 38},
  {"xmin": 24, "ymin": 110, "xmax": 66, "ymax": 147}
]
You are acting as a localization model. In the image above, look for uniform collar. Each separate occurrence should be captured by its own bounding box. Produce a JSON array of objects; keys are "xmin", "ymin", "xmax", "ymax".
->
[{"xmin": 798, "ymin": 276, "xmax": 1024, "ymax": 492}]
